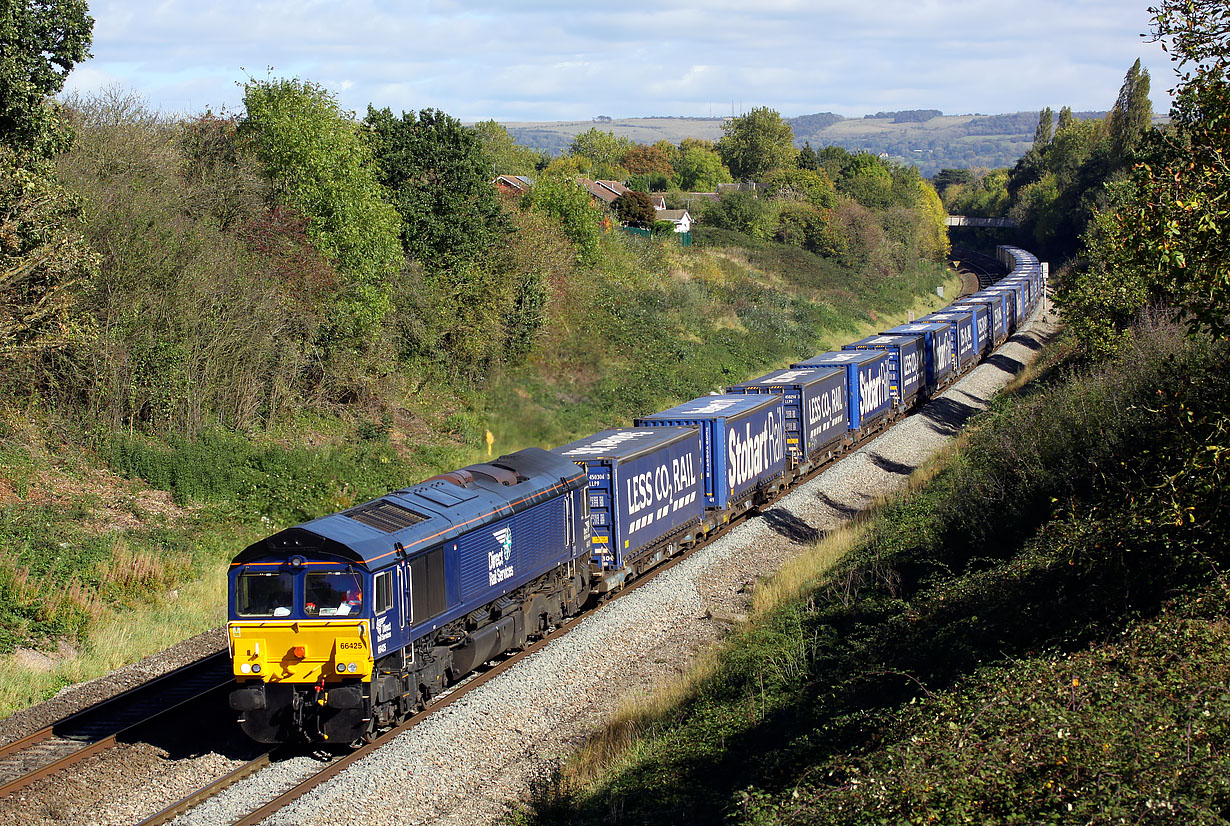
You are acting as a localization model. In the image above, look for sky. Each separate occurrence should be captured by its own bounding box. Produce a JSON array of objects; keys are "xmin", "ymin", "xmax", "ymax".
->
[{"xmin": 62, "ymin": 0, "xmax": 1174, "ymax": 123}]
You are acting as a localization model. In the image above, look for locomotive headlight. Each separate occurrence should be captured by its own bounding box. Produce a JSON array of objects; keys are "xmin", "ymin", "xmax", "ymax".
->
[
  {"xmin": 336, "ymin": 662, "xmax": 347, "ymax": 674},
  {"xmin": 251, "ymin": 664, "xmax": 261, "ymax": 674},
  {"xmin": 240, "ymin": 663, "xmax": 251, "ymax": 674},
  {"xmin": 347, "ymin": 662, "xmax": 357, "ymax": 673}
]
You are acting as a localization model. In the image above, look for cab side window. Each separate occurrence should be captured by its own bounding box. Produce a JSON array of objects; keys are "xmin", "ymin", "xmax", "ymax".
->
[{"xmin": 374, "ymin": 570, "xmax": 393, "ymax": 614}]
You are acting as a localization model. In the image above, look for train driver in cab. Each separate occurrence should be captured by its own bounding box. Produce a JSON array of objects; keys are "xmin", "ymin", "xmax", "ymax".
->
[{"xmin": 305, "ymin": 570, "xmax": 363, "ymax": 617}]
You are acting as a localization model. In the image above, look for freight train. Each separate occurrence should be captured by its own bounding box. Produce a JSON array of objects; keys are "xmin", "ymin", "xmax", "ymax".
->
[{"xmin": 227, "ymin": 245, "xmax": 1045, "ymax": 745}]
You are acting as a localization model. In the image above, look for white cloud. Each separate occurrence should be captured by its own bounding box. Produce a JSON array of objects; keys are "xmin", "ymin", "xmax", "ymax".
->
[{"xmin": 62, "ymin": 0, "xmax": 1171, "ymax": 122}]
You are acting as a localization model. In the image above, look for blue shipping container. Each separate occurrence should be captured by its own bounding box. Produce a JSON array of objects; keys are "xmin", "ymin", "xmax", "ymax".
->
[
  {"xmin": 791, "ymin": 350, "xmax": 893, "ymax": 433},
  {"xmin": 884, "ymin": 322, "xmax": 955, "ymax": 390},
  {"xmin": 634, "ymin": 395, "xmax": 786, "ymax": 512},
  {"xmin": 553, "ymin": 427, "xmax": 704, "ymax": 571},
  {"xmin": 918, "ymin": 309, "xmax": 977, "ymax": 371},
  {"xmin": 985, "ymin": 283, "xmax": 1024, "ymax": 328},
  {"xmin": 727, "ymin": 367, "xmax": 848, "ymax": 464},
  {"xmin": 952, "ymin": 297, "xmax": 1000, "ymax": 349},
  {"xmin": 841, "ymin": 335, "xmax": 923, "ymax": 411},
  {"xmin": 964, "ymin": 292, "xmax": 1008, "ymax": 343}
]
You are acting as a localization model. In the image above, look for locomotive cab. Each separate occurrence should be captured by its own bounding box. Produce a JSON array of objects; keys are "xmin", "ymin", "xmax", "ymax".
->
[{"xmin": 228, "ymin": 551, "xmax": 396, "ymax": 744}]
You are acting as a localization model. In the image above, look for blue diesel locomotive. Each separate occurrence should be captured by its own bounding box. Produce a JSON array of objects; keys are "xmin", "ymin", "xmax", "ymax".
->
[{"xmin": 227, "ymin": 245, "xmax": 1045, "ymax": 745}]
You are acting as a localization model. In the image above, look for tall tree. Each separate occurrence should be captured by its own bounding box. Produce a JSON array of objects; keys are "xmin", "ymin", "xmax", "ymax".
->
[
  {"xmin": 241, "ymin": 78, "xmax": 403, "ymax": 347},
  {"xmin": 1107, "ymin": 58, "xmax": 1152, "ymax": 163},
  {"xmin": 0, "ymin": 0, "xmax": 93, "ymax": 159},
  {"xmin": 365, "ymin": 106, "xmax": 510, "ymax": 272},
  {"xmin": 1059, "ymin": 0, "xmax": 1230, "ymax": 350},
  {"xmin": 718, "ymin": 107, "xmax": 796, "ymax": 180},
  {"xmin": 1033, "ymin": 107, "xmax": 1055, "ymax": 148}
]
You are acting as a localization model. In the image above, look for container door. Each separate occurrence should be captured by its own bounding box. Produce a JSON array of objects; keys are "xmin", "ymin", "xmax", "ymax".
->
[
  {"xmin": 779, "ymin": 387, "xmax": 803, "ymax": 461},
  {"xmin": 586, "ymin": 466, "xmax": 616, "ymax": 569}
]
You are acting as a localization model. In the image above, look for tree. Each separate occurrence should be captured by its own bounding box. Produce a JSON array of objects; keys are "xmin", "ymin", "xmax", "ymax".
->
[
  {"xmin": 1033, "ymin": 107, "xmax": 1055, "ymax": 149},
  {"xmin": 1074, "ymin": 0, "xmax": 1230, "ymax": 340},
  {"xmin": 1107, "ymin": 58, "xmax": 1152, "ymax": 164},
  {"xmin": 568, "ymin": 128, "xmax": 632, "ymax": 168},
  {"xmin": 623, "ymin": 143, "xmax": 674, "ymax": 178},
  {"xmin": 798, "ymin": 142, "xmax": 819, "ymax": 170},
  {"xmin": 837, "ymin": 153, "xmax": 894, "ymax": 209},
  {"xmin": 471, "ymin": 119, "xmax": 542, "ymax": 177},
  {"xmin": 0, "ymin": 146, "xmax": 97, "ymax": 368},
  {"xmin": 365, "ymin": 106, "xmax": 510, "ymax": 272},
  {"xmin": 240, "ymin": 78, "xmax": 403, "ymax": 347},
  {"xmin": 0, "ymin": 0, "xmax": 93, "ymax": 159},
  {"xmin": 673, "ymin": 141, "xmax": 732, "ymax": 191},
  {"xmin": 931, "ymin": 168, "xmax": 975, "ymax": 192},
  {"xmin": 718, "ymin": 107, "xmax": 796, "ymax": 180},
  {"xmin": 521, "ymin": 176, "xmax": 605, "ymax": 265},
  {"xmin": 612, "ymin": 190, "xmax": 656, "ymax": 227}
]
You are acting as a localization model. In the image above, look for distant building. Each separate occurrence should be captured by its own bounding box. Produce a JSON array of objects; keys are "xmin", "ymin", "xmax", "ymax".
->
[
  {"xmin": 655, "ymin": 209, "xmax": 692, "ymax": 234},
  {"xmin": 577, "ymin": 177, "xmax": 631, "ymax": 207},
  {"xmin": 493, "ymin": 175, "xmax": 533, "ymax": 195}
]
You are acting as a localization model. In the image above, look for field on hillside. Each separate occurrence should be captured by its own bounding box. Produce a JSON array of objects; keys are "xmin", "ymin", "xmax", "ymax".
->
[{"xmin": 495, "ymin": 111, "xmax": 1066, "ymax": 175}]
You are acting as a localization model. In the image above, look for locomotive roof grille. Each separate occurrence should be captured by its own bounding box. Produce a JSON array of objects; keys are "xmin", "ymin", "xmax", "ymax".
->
[{"xmin": 344, "ymin": 499, "xmax": 428, "ymax": 532}]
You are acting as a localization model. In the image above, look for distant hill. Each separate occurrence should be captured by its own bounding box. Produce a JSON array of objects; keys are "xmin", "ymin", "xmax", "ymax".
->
[{"xmin": 494, "ymin": 110, "xmax": 1112, "ymax": 177}]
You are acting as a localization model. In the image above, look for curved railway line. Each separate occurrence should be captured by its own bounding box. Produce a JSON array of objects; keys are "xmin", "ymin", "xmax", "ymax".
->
[{"xmin": 951, "ymin": 246, "xmax": 1007, "ymax": 291}]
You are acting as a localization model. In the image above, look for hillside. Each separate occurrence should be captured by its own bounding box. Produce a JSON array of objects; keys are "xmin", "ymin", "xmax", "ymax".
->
[{"xmin": 497, "ymin": 110, "xmax": 1111, "ymax": 176}]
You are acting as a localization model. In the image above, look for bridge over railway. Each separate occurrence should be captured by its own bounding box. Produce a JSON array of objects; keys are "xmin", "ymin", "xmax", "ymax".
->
[{"xmin": 946, "ymin": 215, "xmax": 1018, "ymax": 228}]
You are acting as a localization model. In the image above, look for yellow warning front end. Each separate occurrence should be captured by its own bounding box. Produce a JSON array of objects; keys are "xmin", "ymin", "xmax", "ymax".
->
[{"xmin": 229, "ymin": 619, "xmax": 372, "ymax": 683}]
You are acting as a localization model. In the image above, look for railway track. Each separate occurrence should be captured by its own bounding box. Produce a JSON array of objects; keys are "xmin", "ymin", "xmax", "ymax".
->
[
  {"xmin": 0, "ymin": 653, "xmax": 233, "ymax": 802},
  {"xmin": 7, "ymin": 248, "xmax": 1020, "ymax": 822},
  {"xmin": 135, "ymin": 537, "xmax": 712, "ymax": 826},
  {"xmin": 951, "ymin": 247, "xmax": 1006, "ymax": 291}
]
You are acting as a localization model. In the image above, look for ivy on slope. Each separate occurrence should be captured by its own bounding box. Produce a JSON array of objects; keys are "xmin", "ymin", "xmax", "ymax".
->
[{"xmin": 530, "ymin": 324, "xmax": 1230, "ymax": 826}]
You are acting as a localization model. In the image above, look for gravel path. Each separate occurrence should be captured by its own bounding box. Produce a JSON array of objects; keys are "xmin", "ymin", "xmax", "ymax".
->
[
  {"xmin": 0, "ymin": 296, "xmax": 1057, "ymax": 826},
  {"xmin": 172, "ymin": 299, "xmax": 1058, "ymax": 826}
]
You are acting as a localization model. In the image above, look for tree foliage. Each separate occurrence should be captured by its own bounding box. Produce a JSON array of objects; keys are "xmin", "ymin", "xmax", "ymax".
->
[
  {"xmin": 1061, "ymin": 0, "xmax": 1230, "ymax": 346},
  {"xmin": 1107, "ymin": 58, "xmax": 1152, "ymax": 164},
  {"xmin": 718, "ymin": 107, "xmax": 796, "ymax": 181},
  {"xmin": 471, "ymin": 119, "xmax": 543, "ymax": 177},
  {"xmin": 0, "ymin": 145, "xmax": 97, "ymax": 368},
  {"xmin": 612, "ymin": 190, "xmax": 656, "ymax": 228},
  {"xmin": 568, "ymin": 128, "xmax": 632, "ymax": 168},
  {"xmin": 673, "ymin": 140, "xmax": 732, "ymax": 191},
  {"xmin": 365, "ymin": 106, "xmax": 510, "ymax": 272},
  {"xmin": 521, "ymin": 175, "xmax": 605, "ymax": 265},
  {"xmin": 623, "ymin": 143, "xmax": 674, "ymax": 178},
  {"xmin": 0, "ymin": 0, "xmax": 93, "ymax": 159},
  {"xmin": 240, "ymin": 78, "xmax": 403, "ymax": 348}
]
